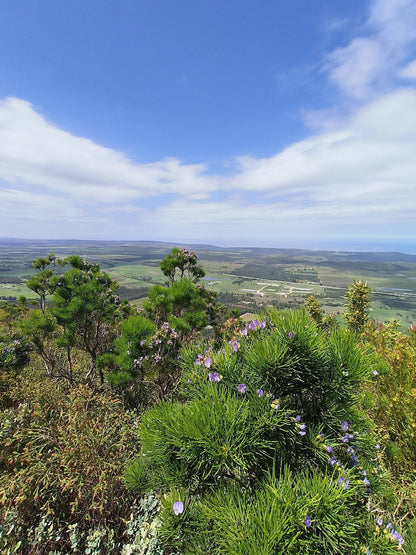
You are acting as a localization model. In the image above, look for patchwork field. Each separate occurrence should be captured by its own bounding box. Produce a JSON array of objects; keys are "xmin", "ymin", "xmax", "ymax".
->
[{"xmin": 1, "ymin": 239, "xmax": 416, "ymax": 330}]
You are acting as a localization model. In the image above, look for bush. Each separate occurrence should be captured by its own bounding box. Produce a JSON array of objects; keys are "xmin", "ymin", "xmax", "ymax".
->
[
  {"xmin": 0, "ymin": 385, "xmax": 141, "ymax": 553},
  {"xmin": 128, "ymin": 383, "xmax": 299, "ymax": 492},
  {"xmin": 157, "ymin": 469, "xmax": 403, "ymax": 554}
]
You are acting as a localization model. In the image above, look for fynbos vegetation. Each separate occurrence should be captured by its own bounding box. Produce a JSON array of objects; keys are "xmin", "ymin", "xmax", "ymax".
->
[{"xmin": 1, "ymin": 248, "xmax": 415, "ymax": 553}]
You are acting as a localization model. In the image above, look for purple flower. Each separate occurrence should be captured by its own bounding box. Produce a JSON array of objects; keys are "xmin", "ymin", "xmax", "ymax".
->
[
  {"xmin": 304, "ymin": 515, "xmax": 311, "ymax": 528},
  {"xmin": 208, "ymin": 372, "xmax": 221, "ymax": 382},
  {"xmin": 363, "ymin": 477, "xmax": 370, "ymax": 486},
  {"xmin": 391, "ymin": 531, "xmax": 405, "ymax": 545},
  {"xmin": 295, "ymin": 415, "xmax": 301, "ymax": 423},
  {"xmin": 376, "ymin": 517, "xmax": 383, "ymax": 527},
  {"xmin": 341, "ymin": 435, "xmax": 349, "ymax": 443},
  {"xmin": 257, "ymin": 389, "xmax": 264, "ymax": 397},
  {"xmin": 204, "ymin": 357, "xmax": 212, "ymax": 368},
  {"xmin": 372, "ymin": 370, "xmax": 378, "ymax": 376},
  {"xmin": 328, "ymin": 456, "xmax": 337, "ymax": 465},
  {"xmin": 237, "ymin": 383, "xmax": 247, "ymax": 394},
  {"xmin": 341, "ymin": 421, "xmax": 349, "ymax": 432},
  {"xmin": 288, "ymin": 331, "xmax": 294, "ymax": 338},
  {"xmin": 241, "ymin": 327, "xmax": 248, "ymax": 336},
  {"xmin": 173, "ymin": 501, "xmax": 184, "ymax": 515},
  {"xmin": 326, "ymin": 445, "xmax": 333, "ymax": 454},
  {"xmin": 337, "ymin": 477, "xmax": 349, "ymax": 489},
  {"xmin": 195, "ymin": 354, "xmax": 203, "ymax": 365},
  {"xmin": 229, "ymin": 340, "xmax": 240, "ymax": 352},
  {"xmin": 375, "ymin": 444, "xmax": 380, "ymax": 450},
  {"xmin": 299, "ymin": 424, "xmax": 306, "ymax": 436},
  {"xmin": 260, "ymin": 321, "xmax": 266, "ymax": 328}
]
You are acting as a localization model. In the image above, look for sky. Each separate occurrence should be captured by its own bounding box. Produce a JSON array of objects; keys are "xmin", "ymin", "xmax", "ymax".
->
[{"xmin": 1, "ymin": 0, "xmax": 416, "ymax": 252}]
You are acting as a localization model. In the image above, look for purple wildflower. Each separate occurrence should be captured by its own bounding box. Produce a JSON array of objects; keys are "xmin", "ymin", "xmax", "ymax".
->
[
  {"xmin": 304, "ymin": 515, "xmax": 311, "ymax": 528},
  {"xmin": 241, "ymin": 327, "xmax": 248, "ymax": 336},
  {"xmin": 326, "ymin": 445, "xmax": 333, "ymax": 454},
  {"xmin": 341, "ymin": 421, "xmax": 349, "ymax": 432},
  {"xmin": 288, "ymin": 331, "xmax": 294, "ymax": 338},
  {"xmin": 173, "ymin": 501, "xmax": 184, "ymax": 515},
  {"xmin": 299, "ymin": 424, "xmax": 306, "ymax": 436},
  {"xmin": 341, "ymin": 435, "xmax": 349, "ymax": 443},
  {"xmin": 391, "ymin": 531, "xmax": 405, "ymax": 545},
  {"xmin": 372, "ymin": 370, "xmax": 378, "ymax": 376},
  {"xmin": 257, "ymin": 389, "xmax": 264, "ymax": 397},
  {"xmin": 376, "ymin": 517, "xmax": 383, "ymax": 527},
  {"xmin": 204, "ymin": 357, "xmax": 212, "ymax": 368},
  {"xmin": 237, "ymin": 383, "xmax": 247, "ymax": 394},
  {"xmin": 337, "ymin": 477, "xmax": 349, "ymax": 489},
  {"xmin": 295, "ymin": 415, "xmax": 301, "ymax": 423},
  {"xmin": 363, "ymin": 477, "xmax": 370, "ymax": 486},
  {"xmin": 260, "ymin": 320, "xmax": 266, "ymax": 328},
  {"xmin": 328, "ymin": 456, "xmax": 337, "ymax": 465},
  {"xmin": 229, "ymin": 340, "xmax": 239, "ymax": 352},
  {"xmin": 208, "ymin": 372, "xmax": 221, "ymax": 382}
]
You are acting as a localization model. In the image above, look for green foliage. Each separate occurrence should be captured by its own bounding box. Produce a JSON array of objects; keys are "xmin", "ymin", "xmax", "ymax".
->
[
  {"xmin": 156, "ymin": 469, "xmax": 402, "ymax": 555},
  {"xmin": 131, "ymin": 383, "xmax": 298, "ymax": 492},
  {"xmin": 160, "ymin": 247, "xmax": 205, "ymax": 285},
  {"xmin": 144, "ymin": 278, "xmax": 218, "ymax": 336},
  {"xmin": 202, "ymin": 469, "xmax": 363, "ymax": 555},
  {"xmin": 0, "ymin": 333, "xmax": 32, "ymax": 408},
  {"xmin": 49, "ymin": 256, "xmax": 125, "ymax": 383},
  {"xmin": 3, "ymin": 254, "xmax": 416, "ymax": 554},
  {"xmin": 189, "ymin": 309, "xmax": 369, "ymax": 428},
  {"xmin": 344, "ymin": 279, "xmax": 372, "ymax": 335},
  {"xmin": 26, "ymin": 252, "xmax": 56, "ymax": 312},
  {"xmin": 306, "ymin": 294, "xmax": 323, "ymax": 325},
  {"xmin": 144, "ymin": 248, "xmax": 222, "ymax": 339},
  {"xmin": 109, "ymin": 314, "xmax": 157, "ymax": 385},
  {"xmin": 405, "ymin": 517, "xmax": 416, "ymax": 555},
  {"xmin": 109, "ymin": 317, "xmax": 182, "ymax": 405},
  {"xmin": 0, "ymin": 385, "xmax": 140, "ymax": 553},
  {"xmin": 362, "ymin": 319, "xmax": 416, "ymax": 476}
]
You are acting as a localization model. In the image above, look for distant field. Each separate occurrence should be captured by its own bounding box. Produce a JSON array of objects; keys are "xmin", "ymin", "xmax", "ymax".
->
[{"xmin": 1, "ymin": 239, "xmax": 415, "ymax": 330}]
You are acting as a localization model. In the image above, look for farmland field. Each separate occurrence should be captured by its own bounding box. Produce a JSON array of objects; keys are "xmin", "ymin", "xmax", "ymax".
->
[{"xmin": 1, "ymin": 239, "xmax": 416, "ymax": 330}]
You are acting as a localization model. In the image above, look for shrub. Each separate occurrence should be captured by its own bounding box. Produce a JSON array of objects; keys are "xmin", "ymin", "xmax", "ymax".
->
[
  {"xmin": 128, "ymin": 383, "xmax": 299, "ymax": 493},
  {"xmin": 0, "ymin": 385, "xmax": 141, "ymax": 553},
  {"xmin": 157, "ymin": 469, "xmax": 403, "ymax": 555}
]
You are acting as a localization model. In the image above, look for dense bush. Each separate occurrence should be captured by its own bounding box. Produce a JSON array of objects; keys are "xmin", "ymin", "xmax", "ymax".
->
[
  {"xmin": 0, "ymin": 385, "xmax": 141, "ymax": 553},
  {"xmin": 125, "ymin": 310, "xmax": 407, "ymax": 553}
]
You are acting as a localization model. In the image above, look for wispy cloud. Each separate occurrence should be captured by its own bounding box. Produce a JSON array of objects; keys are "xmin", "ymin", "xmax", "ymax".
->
[
  {"xmin": 0, "ymin": 97, "xmax": 217, "ymax": 203},
  {"xmin": 325, "ymin": 0, "xmax": 416, "ymax": 101}
]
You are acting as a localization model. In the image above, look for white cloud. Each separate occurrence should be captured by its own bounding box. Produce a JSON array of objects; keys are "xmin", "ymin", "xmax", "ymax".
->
[
  {"xmin": 0, "ymin": 97, "xmax": 217, "ymax": 204},
  {"xmin": 399, "ymin": 59, "xmax": 416, "ymax": 80},
  {"xmin": 325, "ymin": 0, "xmax": 416, "ymax": 100},
  {"xmin": 1, "ymin": 88, "xmax": 416, "ymax": 244}
]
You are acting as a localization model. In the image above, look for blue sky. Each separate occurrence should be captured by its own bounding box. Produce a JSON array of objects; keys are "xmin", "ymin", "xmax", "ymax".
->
[{"xmin": 1, "ymin": 0, "xmax": 416, "ymax": 251}]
